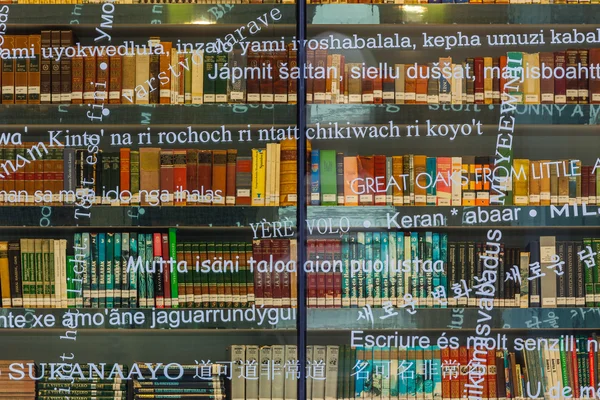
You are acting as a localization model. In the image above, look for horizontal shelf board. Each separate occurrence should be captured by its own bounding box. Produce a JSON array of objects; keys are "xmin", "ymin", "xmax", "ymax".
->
[
  {"xmin": 0, "ymin": 307, "xmax": 594, "ymax": 330},
  {"xmin": 3, "ymin": 4, "xmax": 600, "ymax": 25}
]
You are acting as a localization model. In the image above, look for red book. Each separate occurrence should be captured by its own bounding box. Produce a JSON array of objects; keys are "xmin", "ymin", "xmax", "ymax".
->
[
  {"xmin": 357, "ymin": 156, "xmax": 374, "ymax": 205},
  {"xmin": 572, "ymin": 337, "xmax": 580, "ymax": 399},
  {"xmin": 316, "ymin": 239, "xmax": 326, "ymax": 308},
  {"xmin": 235, "ymin": 157, "xmax": 252, "ymax": 206},
  {"xmin": 281, "ymin": 239, "xmax": 291, "ymax": 308},
  {"xmin": 262, "ymin": 240, "xmax": 273, "ymax": 307},
  {"xmin": 306, "ymin": 49, "xmax": 315, "ymax": 103},
  {"xmin": 246, "ymin": 51, "xmax": 261, "ymax": 103},
  {"xmin": 313, "ymin": 47, "xmax": 327, "ymax": 104},
  {"xmin": 271, "ymin": 239, "xmax": 283, "ymax": 308},
  {"xmin": 333, "ymin": 239, "xmax": 342, "ymax": 308},
  {"xmin": 324, "ymin": 239, "xmax": 335, "ymax": 308},
  {"xmin": 307, "ymin": 239, "xmax": 318, "ymax": 308},
  {"xmin": 259, "ymin": 51, "xmax": 273, "ymax": 104},
  {"xmin": 566, "ymin": 49, "xmax": 579, "ymax": 104},
  {"xmin": 474, "ymin": 57, "xmax": 484, "ymax": 104},
  {"xmin": 459, "ymin": 346, "xmax": 468, "ymax": 400},
  {"xmin": 287, "ymin": 43, "xmax": 297, "ymax": 104},
  {"xmin": 184, "ymin": 243, "xmax": 194, "ymax": 308},
  {"xmin": 450, "ymin": 347, "xmax": 460, "ymax": 400},
  {"xmin": 374, "ymin": 155, "xmax": 386, "ymax": 206},
  {"xmin": 554, "ymin": 51, "xmax": 567, "ymax": 104},
  {"xmin": 273, "ymin": 50, "xmax": 288, "ymax": 104},
  {"xmin": 186, "ymin": 149, "xmax": 198, "ymax": 203},
  {"xmin": 540, "ymin": 52, "xmax": 555, "ymax": 104},
  {"xmin": 441, "ymin": 346, "xmax": 451, "ymax": 400},
  {"xmin": 226, "ymin": 149, "xmax": 237, "ymax": 206},
  {"xmin": 362, "ymin": 77, "xmax": 374, "ymax": 104},
  {"xmin": 373, "ymin": 74, "xmax": 383, "ymax": 104},
  {"xmin": 578, "ymin": 49, "xmax": 590, "ymax": 104},
  {"xmin": 159, "ymin": 150, "xmax": 174, "ymax": 205},
  {"xmin": 211, "ymin": 150, "xmax": 226, "ymax": 205},
  {"xmin": 415, "ymin": 64, "xmax": 428, "ymax": 104},
  {"xmin": 487, "ymin": 349, "xmax": 496, "ymax": 400},
  {"xmin": 161, "ymin": 233, "xmax": 171, "ymax": 308},
  {"xmin": 589, "ymin": 167, "xmax": 597, "ymax": 205},
  {"xmin": 173, "ymin": 150, "xmax": 186, "ymax": 206},
  {"xmin": 96, "ymin": 52, "xmax": 109, "ymax": 104},
  {"xmin": 153, "ymin": 233, "xmax": 164, "ymax": 308},
  {"xmin": 71, "ymin": 55, "xmax": 84, "ymax": 104},
  {"xmin": 119, "ymin": 148, "xmax": 130, "ymax": 193},
  {"xmin": 590, "ymin": 48, "xmax": 600, "ymax": 104},
  {"xmin": 197, "ymin": 150, "xmax": 212, "ymax": 205}
]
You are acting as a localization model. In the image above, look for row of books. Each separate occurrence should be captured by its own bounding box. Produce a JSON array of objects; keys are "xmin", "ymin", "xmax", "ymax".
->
[
  {"xmin": 5, "ymin": 32, "xmax": 600, "ymax": 106},
  {"xmin": 0, "ymin": 141, "xmax": 298, "ymax": 207},
  {"xmin": 312, "ymin": 153, "xmax": 595, "ymax": 207},
  {"xmin": 1, "ymin": 232, "xmax": 599, "ymax": 309}
]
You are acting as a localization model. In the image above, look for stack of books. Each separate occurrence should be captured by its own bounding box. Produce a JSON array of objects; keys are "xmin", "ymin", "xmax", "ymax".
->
[{"xmin": 36, "ymin": 364, "xmax": 127, "ymax": 400}]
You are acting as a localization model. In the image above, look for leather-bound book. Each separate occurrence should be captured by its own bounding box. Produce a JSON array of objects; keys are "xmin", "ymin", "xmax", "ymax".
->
[
  {"xmin": 357, "ymin": 156, "xmax": 374, "ymax": 205},
  {"xmin": 60, "ymin": 31, "xmax": 72, "ymax": 104},
  {"xmin": 540, "ymin": 52, "xmax": 554, "ymax": 104},
  {"xmin": 566, "ymin": 49, "xmax": 579, "ymax": 104},
  {"xmin": 197, "ymin": 150, "xmax": 213, "ymax": 205},
  {"xmin": 173, "ymin": 149, "xmax": 186, "ymax": 205},
  {"xmin": 71, "ymin": 54, "xmax": 84, "ymax": 104},
  {"xmin": 50, "ymin": 31, "xmax": 61, "ymax": 103},
  {"xmin": 159, "ymin": 42, "xmax": 171, "ymax": 104},
  {"xmin": 27, "ymin": 35, "xmax": 41, "ymax": 104},
  {"xmin": 483, "ymin": 57, "xmax": 493, "ymax": 104},
  {"xmin": 473, "ymin": 57, "xmax": 484, "ymax": 104},
  {"xmin": 347, "ymin": 63, "xmax": 362, "ymax": 104},
  {"xmin": 306, "ymin": 49, "xmax": 315, "ymax": 103},
  {"xmin": 119, "ymin": 148, "xmax": 130, "ymax": 195},
  {"xmin": 203, "ymin": 51, "xmax": 215, "ymax": 103},
  {"xmin": 236, "ymin": 156, "xmax": 252, "ymax": 206},
  {"xmin": 492, "ymin": 57, "xmax": 500, "ymax": 104},
  {"xmin": 83, "ymin": 50, "xmax": 97, "ymax": 103},
  {"xmin": 14, "ymin": 35, "xmax": 28, "ymax": 104},
  {"xmin": 121, "ymin": 53, "xmax": 135, "ymax": 104},
  {"xmin": 148, "ymin": 37, "xmax": 160, "ymax": 104},
  {"xmin": 2, "ymin": 35, "xmax": 15, "ymax": 104},
  {"xmin": 96, "ymin": 50, "xmax": 109, "ymax": 105},
  {"xmin": 313, "ymin": 47, "xmax": 327, "ymax": 104},
  {"xmin": 228, "ymin": 48, "xmax": 246, "ymax": 103},
  {"xmin": 383, "ymin": 65, "xmax": 395, "ymax": 104},
  {"xmin": 415, "ymin": 64, "xmax": 428, "ymax": 104},
  {"xmin": 578, "ymin": 49, "xmax": 589, "ymax": 104},
  {"xmin": 273, "ymin": 49, "xmax": 288, "ymax": 103},
  {"xmin": 362, "ymin": 76, "xmax": 374, "ymax": 104},
  {"xmin": 279, "ymin": 139, "xmax": 297, "ymax": 206},
  {"xmin": 211, "ymin": 150, "xmax": 227, "ymax": 205},
  {"xmin": 590, "ymin": 48, "xmax": 600, "ymax": 104},
  {"xmin": 259, "ymin": 51, "xmax": 273, "ymax": 103},
  {"xmin": 40, "ymin": 31, "xmax": 51, "ymax": 104},
  {"xmin": 246, "ymin": 50, "xmax": 261, "ymax": 103},
  {"xmin": 373, "ymin": 74, "xmax": 383, "ymax": 104},
  {"xmin": 499, "ymin": 56, "xmax": 507, "ymax": 102},
  {"xmin": 287, "ymin": 43, "xmax": 297, "ymax": 104},
  {"xmin": 466, "ymin": 58, "xmax": 475, "ymax": 103},
  {"xmin": 325, "ymin": 54, "xmax": 333, "ymax": 103},
  {"xmin": 109, "ymin": 55, "xmax": 122, "ymax": 104},
  {"xmin": 554, "ymin": 51, "xmax": 567, "ymax": 104},
  {"xmin": 413, "ymin": 155, "xmax": 427, "ymax": 206},
  {"xmin": 374, "ymin": 155, "xmax": 386, "ymax": 205},
  {"xmin": 404, "ymin": 64, "xmax": 416, "ymax": 104},
  {"xmin": 226, "ymin": 149, "xmax": 237, "ymax": 205},
  {"xmin": 160, "ymin": 150, "xmax": 174, "ymax": 206},
  {"xmin": 215, "ymin": 52, "xmax": 228, "ymax": 103},
  {"xmin": 139, "ymin": 148, "xmax": 160, "ymax": 206},
  {"xmin": 427, "ymin": 63, "xmax": 438, "ymax": 104},
  {"xmin": 135, "ymin": 52, "xmax": 149, "ymax": 104},
  {"xmin": 185, "ymin": 149, "xmax": 198, "ymax": 203}
]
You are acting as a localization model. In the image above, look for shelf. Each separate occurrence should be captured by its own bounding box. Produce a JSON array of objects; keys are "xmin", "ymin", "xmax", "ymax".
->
[
  {"xmin": 4, "ymin": 4, "xmax": 600, "ymax": 26},
  {"xmin": 0, "ymin": 307, "xmax": 596, "ymax": 331},
  {"xmin": 0, "ymin": 205, "xmax": 289, "ymax": 228},
  {"xmin": 298, "ymin": 205, "xmax": 600, "ymax": 229}
]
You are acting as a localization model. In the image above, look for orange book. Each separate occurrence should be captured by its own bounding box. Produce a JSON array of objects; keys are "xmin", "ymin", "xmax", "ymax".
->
[
  {"xmin": 413, "ymin": 155, "xmax": 427, "ymax": 206},
  {"xmin": 120, "ymin": 148, "xmax": 131, "ymax": 193},
  {"xmin": 108, "ymin": 55, "xmax": 122, "ymax": 104},
  {"xmin": 404, "ymin": 64, "xmax": 416, "ymax": 104},
  {"xmin": 325, "ymin": 54, "xmax": 333, "ymax": 103},
  {"xmin": 71, "ymin": 55, "xmax": 84, "ymax": 104},
  {"xmin": 343, "ymin": 156, "xmax": 358, "ymax": 206},
  {"xmin": 212, "ymin": 150, "xmax": 227, "ymax": 205},
  {"xmin": 173, "ymin": 149, "xmax": 187, "ymax": 206},
  {"xmin": 14, "ymin": 36, "xmax": 28, "ymax": 105},
  {"xmin": 415, "ymin": 64, "xmax": 428, "ymax": 104},
  {"xmin": 159, "ymin": 42, "xmax": 172, "ymax": 104},
  {"xmin": 96, "ymin": 51, "xmax": 109, "ymax": 104},
  {"xmin": 14, "ymin": 145, "xmax": 25, "ymax": 204}
]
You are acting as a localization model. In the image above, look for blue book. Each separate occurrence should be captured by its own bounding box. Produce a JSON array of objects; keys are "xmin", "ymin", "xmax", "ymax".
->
[
  {"xmin": 129, "ymin": 233, "xmax": 138, "ymax": 308},
  {"xmin": 373, "ymin": 232, "xmax": 382, "ymax": 306},
  {"xmin": 354, "ymin": 347, "xmax": 368, "ymax": 398},
  {"xmin": 310, "ymin": 150, "xmax": 320, "ymax": 205},
  {"xmin": 365, "ymin": 232, "xmax": 374, "ymax": 306},
  {"xmin": 432, "ymin": 233, "xmax": 441, "ymax": 308},
  {"xmin": 396, "ymin": 233, "xmax": 405, "ymax": 303},
  {"xmin": 380, "ymin": 233, "xmax": 389, "ymax": 304},
  {"xmin": 426, "ymin": 157, "xmax": 437, "ymax": 206},
  {"xmin": 98, "ymin": 233, "xmax": 106, "ymax": 308},
  {"xmin": 440, "ymin": 234, "xmax": 448, "ymax": 308},
  {"xmin": 90, "ymin": 233, "xmax": 99, "ymax": 308},
  {"xmin": 357, "ymin": 232, "xmax": 366, "ymax": 307},
  {"xmin": 349, "ymin": 233, "xmax": 358, "ymax": 308},
  {"xmin": 442, "ymin": 0, "xmax": 455, "ymax": 3},
  {"xmin": 341, "ymin": 234, "xmax": 351, "ymax": 308},
  {"xmin": 145, "ymin": 233, "xmax": 154, "ymax": 308},
  {"xmin": 138, "ymin": 233, "xmax": 147, "ymax": 307},
  {"xmin": 106, "ymin": 232, "xmax": 114, "ymax": 309},
  {"xmin": 82, "ymin": 233, "xmax": 91, "ymax": 308},
  {"xmin": 410, "ymin": 233, "xmax": 419, "ymax": 306},
  {"xmin": 114, "ymin": 233, "xmax": 122, "ymax": 308},
  {"xmin": 425, "ymin": 232, "xmax": 433, "ymax": 308},
  {"xmin": 454, "ymin": 0, "xmax": 469, "ymax": 3}
]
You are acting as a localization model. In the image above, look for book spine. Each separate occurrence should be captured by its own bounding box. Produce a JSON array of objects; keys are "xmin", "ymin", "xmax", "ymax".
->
[{"xmin": 168, "ymin": 228, "xmax": 179, "ymax": 308}]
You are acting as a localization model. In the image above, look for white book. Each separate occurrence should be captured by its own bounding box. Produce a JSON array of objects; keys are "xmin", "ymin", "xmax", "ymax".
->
[
  {"xmin": 325, "ymin": 346, "xmax": 339, "ymax": 400},
  {"xmin": 191, "ymin": 50, "xmax": 204, "ymax": 104},
  {"xmin": 272, "ymin": 345, "xmax": 285, "ymax": 400},
  {"xmin": 284, "ymin": 345, "xmax": 298, "ymax": 400},
  {"xmin": 258, "ymin": 346, "xmax": 272, "ymax": 400},
  {"xmin": 82, "ymin": 233, "xmax": 91, "ymax": 308},
  {"xmin": 246, "ymin": 345, "xmax": 260, "ymax": 400},
  {"xmin": 230, "ymin": 345, "xmax": 246, "ymax": 400}
]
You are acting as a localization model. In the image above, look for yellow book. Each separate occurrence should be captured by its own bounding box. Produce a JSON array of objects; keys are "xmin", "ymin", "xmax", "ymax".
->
[
  {"xmin": 0, "ymin": 242, "xmax": 10, "ymax": 307},
  {"xmin": 513, "ymin": 159, "xmax": 530, "ymax": 206},
  {"xmin": 191, "ymin": 49, "xmax": 204, "ymax": 105},
  {"xmin": 539, "ymin": 160, "xmax": 551, "ymax": 206},
  {"xmin": 483, "ymin": 57, "xmax": 493, "ymax": 105},
  {"xmin": 524, "ymin": 53, "xmax": 540, "ymax": 104},
  {"xmin": 251, "ymin": 148, "xmax": 266, "ymax": 206}
]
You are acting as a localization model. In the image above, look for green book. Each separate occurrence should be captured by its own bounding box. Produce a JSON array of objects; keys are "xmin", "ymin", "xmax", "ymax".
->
[
  {"xmin": 356, "ymin": 233, "xmax": 365, "ymax": 307},
  {"xmin": 440, "ymin": 234, "xmax": 448, "ymax": 308},
  {"xmin": 168, "ymin": 228, "xmax": 179, "ymax": 308},
  {"xmin": 586, "ymin": 238, "xmax": 595, "ymax": 306},
  {"xmin": 425, "ymin": 232, "xmax": 433, "ymax": 308},
  {"xmin": 145, "ymin": 233, "xmax": 154, "ymax": 308},
  {"xmin": 138, "ymin": 233, "xmax": 147, "ymax": 307},
  {"xmin": 594, "ymin": 239, "xmax": 600, "ymax": 307},
  {"xmin": 506, "ymin": 51, "xmax": 524, "ymax": 104},
  {"xmin": 245, "ymin": 242, "xmax": 254, "ymax": 307},
  {"xmin": 230, "ymin": 242, "xmax": 239, "ymax": 308},
  {"xmin": 204, "ymin": 53, "xmax": 216, "ymax": 103},
  {"xmin": 410, "ymin": 233, "xmax": 419, "ymax": 306},
  {"xmin": 121, "ymin": 232, "xmax": 129, "ymax": 309},
  {"xmin": 81, "ymin": 233, "xmax": 91, "ymax": 308},
  {"xmin": 47, "ymin": 239, "xmax": 56, "ymax": 308},
  {"xmin": 98, "ymin": 233, "xmax": 106, "ymax": 308},
  {"xmin": 207, "ymin": 242, "xmax": 216, "ymax": 307},
  {"xmin": 130, "ymin": 151, "xmax": 140, "ymax": 200},
  {"xmin": 341, "ymin": 234, "xmax": 350, "ymax": 308},
  {"xmin": 114, "ymin": 233, "xmax": 122, "ymax": 308},
  {"xmin": 432, "ymin": 233, "xmax": 440, "ymax": 308},
  {"xmin": 106, "ymin": 233, "xmax": 114, "ymax": 308},
  {"xmin": 365, "ymin": 233, "xmax": 373, "ymax": 306},
  {"xmin": 90, "ymin": 233, "xmax": 99, "ymax": 308},
  {"xmin": 559, "ymin": 337, "xmax": 569, "ymax": 391},
  {"xmin": 66, "ymin": 256, "xmax": 75, "ymax": 308},
  {"xmin": 396, "ymin": 232, "xmax": 405, "ymax": 303},
  {"xmin": 426, "ymin": 157, "xmax": 437, "ymax": 206},
  {"xmin": 215, "ymin": 242, "xmax": 225, "ymax": 308},
  {"xmin": 381, "ymin": 233, "xmax": 390, "ymax": 305},
  {"xmin": 215, "ymin": 52, "xmax": 228, "ymax": 103},
  {"xmin": 223, "ymin": 242, "xmax": 232, "ymax": 307},
  {"xmin": 129, "ymin": 233, "xmax": 138, "ymax": 308},
  {"xmin": 192, "ymin": 242, "xmax": 202, "ymax": 308},
  {"xmin": 72, "ymin": 234, "xmax": 82, "ymax": 308},
  {"xmin": 184, "ymin": 53, "xmax": 192, "ymax": 103},
  {"xmin": 319, "ymin": 150, "xmax": 337, "ymax": 206},
  {"xmin": 372, "ymin": 232, "xmax": 382, "ymax": 306},
  {"xmin": 20, "ymin": 239, "xmax": 31, "ymax": 308}
]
